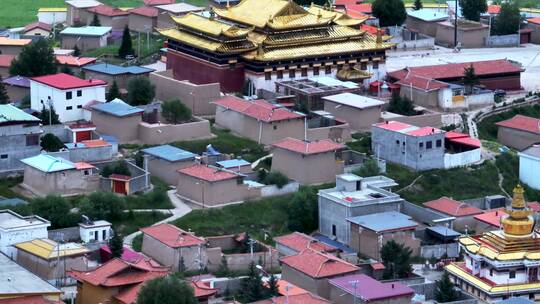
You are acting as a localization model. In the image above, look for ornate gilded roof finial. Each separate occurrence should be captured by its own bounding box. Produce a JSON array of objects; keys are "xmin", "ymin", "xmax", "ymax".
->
[
  {"xmin": 226, "ymin": 0, "xmax": 230, "ymax": 9},
  {"xmin": 257, "ymin": 43, "xmax": 263, "ymax": 56},
  {"xmin": 512, "ymin": 184, "xmax": 526, "ymax": 209},
  {"xmin": 501, "ymin": 184, "xmax": 535, "ymax": 239},
  {"xmin": 317, "ymin": 9, "xmax": 322, "ymax": 20},
  {"xmin": 376, "ymin": 28, "xmax": 382, "ymax": 44}
]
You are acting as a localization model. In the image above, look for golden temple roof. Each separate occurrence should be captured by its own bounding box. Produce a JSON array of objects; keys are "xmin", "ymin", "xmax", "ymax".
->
[
  {"xmin": 157, "ymin": 28, "xmax": 256, "ymax": 53},
  {"xmin": 171, "ymin": 13, "xmax": 252, "ymax": 38},
  {"xmin": 262, "ymin": 25, "xmax": 364, "ymax": 46},
  {"xmin": 307, "ymin": 4, "xmax": 368, "ymax": 27},
  {"xmin": 459, "ymin": 230, "xmax": 540, "ymax": 261},
  {"xmin": 336, "ymin": 66, "xmax": 372, "ymax": 81}
]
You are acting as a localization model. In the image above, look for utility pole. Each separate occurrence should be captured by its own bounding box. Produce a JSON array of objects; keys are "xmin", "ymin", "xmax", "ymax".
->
[{"xmin": 454, "ymin": 0, "xmax": 458, "ymax": 48}]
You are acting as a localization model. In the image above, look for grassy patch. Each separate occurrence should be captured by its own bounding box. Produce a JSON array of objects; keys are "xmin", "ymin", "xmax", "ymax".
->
[
  {"xmin": 124, "ymin": 178, "xmax": 173, "ymax": 209},
  {"xmin": 495, "ymin": 152, "xmax": 540, "ymax": 201},
  {"xmin": 0, "ymin": 176, "xmax": 24, "ymax": 199},
  {"xmin": 111, "ymin": 210, "xmax": 170, "ymax": 236},
  {"xmin": 346, "ymin": 133, "xmax": 372, "ymax": 155},
  {"xmin": 477, "ymin": 104, "xmax": 540, "ymax": 141},
  {"xmin": 82, "ymin": 33, "xmax": 163, "ymax": 62},
  {"xmin": 132, "ymin": 233, "xmax": 143, "ymax": 251}
]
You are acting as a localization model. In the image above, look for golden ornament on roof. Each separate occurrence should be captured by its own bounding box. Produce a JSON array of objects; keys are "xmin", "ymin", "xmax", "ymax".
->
[{"xmin": 501, "ymin": 184, "xmax": 535, "ymax": 239}]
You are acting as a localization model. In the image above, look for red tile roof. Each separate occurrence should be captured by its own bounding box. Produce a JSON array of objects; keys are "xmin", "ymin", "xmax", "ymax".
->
[
  {"xmin": 407, "ymin": 126, "xmax": 442, "ymax": 137},
  {"xmin": 144, "ymin": 0, "xmax": 175, "ymax": 5},
  {"xmin": 31, "ymin": 73, "xmax": 107, "ymax": 90},
  {"xmin": 254, "ymin": 293, "xmax": 331, "ymax": 304},
  {"xmin": 191, "ymin": 280, "xmax": 218, "ymax": 298},
  {"xmin": 178, "ymin": 164, "xmax": 239, "ymax": 182},
  {"xmin": 445, "ymin": 131, "xmax": 469, "ymax": 139},
  {"xmin": 374, "ymin": 121, "xmax": 413, "ymax": 131},
  {"xmin": 267, "ymin": 279, "xmax": 308, "ymax": 296},
  {"xmin": 448, "ymin": 136, "xmax": 481, "ymax": 148},
  {"xmin": 371, "ymin": 262, "xmax": 386, "ymax": 270},
  {"xmin": 129, "ymin": 6, "xmax": 159, "ymax": 17},
  {"xmin": 388, "ymin": 60, "xmax": 523, "ymax": 81},
  {"xmin": 474, "ymin": 208, "xmax": 506, "ymax": 227},
  {"xmin": 335, "ymin": 0, "xmax": 363, "ymax": 6},
  {"xmin": 487, "ymin": 5, "xmax": 501, "ymax": 14},
  {"xmin": 81, "ymin": 139, "xmax": 110, "ymax": 148},
  {"xmin": 348, "ymin": 3, "xmax": 372, "ymax": 13},
  {"xmin": 424, "ymin": 197, "xmax": 483, "ymax": 217},
  {"xmin": 528, "ymin": 17, "xmax": 540, "ymax": 25},
  {"xmin": 396, "ymin": 74, "xmax": 449, "ymax": 91},
  {"xmin": 274, "ymin": 232, "xmax": 338, "ymax": 254},
  {"xmin": 214, "ymin": 96, "xmax": 304, "ymax": 123},
  {"xmin": 140, "ymin": 223, "xmax": 206, "ymax": 248},
  {"xmin": 109, "ymin": 173, "xmax": 131, "ymax": 181},
  {"xmin": 0, "ymin": 296, "xmax": 63, "ymax": 304},
  {"xmin": 24, "ymin": 22, "xmax": 52, "ymax": 33},
  {"xmin": 87, "ymin": 5, "xmax": 129, "ymax": 16},
  {"xmin": 272, "ymin": 137, "xmax": 344, "ymax": 155},
  {"xmin": 360, "ymin": 24, "xmax": 378, "ymax": 34},
  {"xmin": 56, "ymin": 55, "xmax": 97, "ymax": 67},
  {"xmin": 74, "ymin": 162, "xmax": 95, "ymax": 170},
  {"xmin": 528, "ymin": 201, "xmax": 540, "ymax": 212},
  {"xmin": 0, "ymin": 54, "xmax": 15, "ymax": 68},
  {"xmin": 495, "ymin": 115, "xmax": 540, "ymax": 134},
  {"xmin": 280, "ymin": 249, "xmax": 359, "ymax": 279}
]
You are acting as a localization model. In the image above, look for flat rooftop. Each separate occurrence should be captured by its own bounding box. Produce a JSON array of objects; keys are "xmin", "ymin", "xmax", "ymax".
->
[
  {"xmin": 347, "ymin": 211, "xmax": 418, "ymax": 232},
  {"xmin": 0, "ymin": 253, "xmax": 60, "ymax": 295},
  {"xmin": 0, "ymin": 210, "xmax": 49, "ymax": 230},
  {"xmin": 322, "ymin": 93, "xmax": 385, "ymax": 109}
]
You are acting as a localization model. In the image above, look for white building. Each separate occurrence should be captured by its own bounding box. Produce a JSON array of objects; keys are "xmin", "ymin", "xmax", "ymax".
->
[
  {"xmin": 0, "ymin": 210, "xmax": 50, "ymax": 259},
  {"xmin": 79, "ymin": 219, "xmax": 112, "ymax": 243},
  {"xmin": 30, "ymin": 73, "xmax": 107, "ymax": 122},
  {"xmin": 519, "ymin": 144, "xmax": 540, "ymax": 190},
  {"xmin": 37, "ymin": 8, "xmax": 67, "ymax": 25}
]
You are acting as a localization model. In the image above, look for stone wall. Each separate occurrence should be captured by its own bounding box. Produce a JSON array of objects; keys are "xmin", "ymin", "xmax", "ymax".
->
[{"xmin": 137, "ymin": 118, "xmax": 212, "ymax": 145}]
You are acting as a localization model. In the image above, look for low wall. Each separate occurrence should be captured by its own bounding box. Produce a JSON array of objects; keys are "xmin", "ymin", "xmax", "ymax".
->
[
  {"xmin": 389, "ymin": 27, "xmax": 436, "ymax": 50},
  {"xmin": 260, "ymin": 181, "xmax": 299, "ymax": 197},
  {"xmin": 410, "ymin": 282, "xmax": 436, "ymax": 300},
  {"xmin": 306, "ymin": 124, "xmax": 352, "ymax": 143},
  {"xmin": 486, "ymin": 34, "xmax": 519, "ymax": 47},
  {"xmin": 137, "ymin": 118, "xmax": 212, "ymax": 145},
  {"xmin": 441, "ymin": 114, "xmax": 462, "ymax": 126},
  {"xmin": 421, "ymin": 242, "xmax": 459, "ymax": 259},
  {"xmin": 150, "ymin": 70, "xmax": 220, "ymax": 116},
  {"xmin": 443, "ymin": 148, "xmax": 481, "ymax": 169},
  {"xmin": 401, "ymin": 201, "xmax": 454, "ymax": 226},
  {"xmin": 42, "ymin": 124, "xmax": 69, "ymax": 142},
  {"xmin": 382, "ymin": 112, "xmax": 443, "ymax": 127},
  {"xmin": 465, "ymin": 92, "xmax": 494, "ymax": 107}
]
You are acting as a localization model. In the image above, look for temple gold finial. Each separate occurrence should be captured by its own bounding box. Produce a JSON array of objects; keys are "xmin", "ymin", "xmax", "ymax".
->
[
  {"xmin": 376, "ymin": 28, "xmax": 382, "ymax": 44},
  {"xmin": 501, "ymin": 184, "xmax": 535, "ymax": 239},
  {"xmin": 512, "ymin": 184, "xmax": 526, "ymax": 209}
]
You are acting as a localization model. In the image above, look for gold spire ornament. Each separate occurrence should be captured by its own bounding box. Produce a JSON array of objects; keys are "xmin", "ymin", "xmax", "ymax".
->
[
  {"xmin": 376, "ymin": 28, "xmax": 382, "ymax": 44},
  {"xmin": 501, "ymin": 184, "xmax": 535, "ymax": 239}
]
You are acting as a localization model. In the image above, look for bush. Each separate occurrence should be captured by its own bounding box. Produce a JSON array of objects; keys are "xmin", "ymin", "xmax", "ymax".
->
[
  {"xmin": 127, "ymin": 77, "xmax": 155, "ymax": 106},
  {"xmin": 353, "ymin": 158, "xmax": 380, "ymax": 177},
  {"xmin": 161, "ymin": 99, "xmax": 192, "ymax": 124},
  {"xmin": 40, "ymin": 133, "xmax": 64, "ymax": 152},
  {"xmin": 263, "ymin": 171, "xmax": 288, "ymax": 188},
  {"xmin": 80, "ymin": 191, "xmax": 125, "ymax": 221},
  {"xmin": 387, "ymin": 95, "xmax": 416, "ymax": 116},
  {"xmin": 101, "ymin": 161, "xmax": 132, "ymax": 178}
]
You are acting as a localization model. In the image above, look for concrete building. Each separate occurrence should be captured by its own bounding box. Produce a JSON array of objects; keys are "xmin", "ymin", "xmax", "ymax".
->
[
  {"xmin": 328, "ymin": 274, "xmax": 415, "ymax": 304},
  {"xmin": 60, "ymin": 26, "xmax": 112, "ymax": 52},
  {"xmin": 496, "ymin": 115, "xmax": 540, "ymax": 151},
  {"xmin": 424, "ymin": 197, "xmax": 483, "ymax": 231},
  {"xmin": 274, "ymin": 232, "xmax": 338, "ymax": 256},
  {"xmin": 30, "ymin": 73, "xmax": 107, "ymax": 123},
  {"xmin": 280, "ymin": 249, "xmax": 360, "ymax": 299},
  {"xmin": 79, "ymin": 220, "xmax": 112, "ymax": 243},
  {"xmin": 0, "ymin": 37, "xmax": 31, "ymax": 56},
  {"xmin": 347, "ymin": 211, "xmax": 421, "ymax": 259},
  {"xmin": 214, "ymin": 96, "xmax": 305, "ymax": 145},
  {"xmin": 82, "ymin": 63, "xmax": 155, "ymax": 90},
  {"xmin": 406, "ymin": 9, "xmax": 449, "ymax": 37},
  {"xmin": 66, "ymin": 0, "xmax": 102, "ymax": 26},
  {"xmin": 128, "ymin": 6, "xmax": 158, "ymax": 33},
  {"xmin": 86, "ymin": 5, "xmax": 129, "ymax": 30},
  {"xmin": 0, "ymin": 104, "xmax": 41, "ymax": 175},
  {"xmin": 38, "ymin": 8, "xmax": 67, "ymax": 26},
  {"xmin": 2, "ymin": 76, "xmax": 30, "ymax": 103},
  {"xmin": 20, "ymin": 154, "xmax": 100, "ymax": 197},
  {"xmin": 141, "ymin": 144, "xmax": 196, "ymax": 185},
  {"xmin": 0, "ymin": 210, "xmax": 50, "ymax": 259},
  {"xmin": 436, "ymin": 19, "xmax": 489, "ymax": 48},
  {"xmin": 519, "ymin": 144, "xmax": 540, "ymax": 190},
  {"xmin": 90, "ymin": 99, "xmax": 144, "ymax": 142},
  {"xmin": 318, "ymin": 174, "xmax": 402, "ymax": 245},
  {"xmin": 15, "ymin": 239, "xmax": 90, "ymax": 285},
  {"xmin": 322, "ymin": 93, "xmax": 385, "ymax": 131},
  {"xmin": 0, "ymin": 54, "xmax": 15, "ymax": 78},
  {"xmin": 177, "ymin": 164, "xmax": 260, "ymax": 207},
  {"xmin": 527, "ymin": 17, "xmax": 540, "ymax": 44},
  {"xmin": 140, "ymin": 223, "xmax": 207, "ymax": 272},
  {"xmin": 271, "ymin": 138, "xmax": 346, "ymax": 185},
  {"xmin": 0, "ymin": 252, "xmax": 62, "ymax": 303},
  {"xmin": 155, "ymin": 3, "xmax": 204, "ymax": 28},
  {"xmin": 22, "ymin": 22, "xmax": 52, "ymax": 37},
  {"xmin": 372, "ymin": 121, "xmax": 481, "ymax": 171}
]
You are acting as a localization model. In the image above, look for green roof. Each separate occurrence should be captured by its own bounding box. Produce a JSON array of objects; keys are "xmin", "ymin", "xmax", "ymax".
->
[{"xmin": 0, "ymin": 104, "xmax": 40, "ymax": 124}]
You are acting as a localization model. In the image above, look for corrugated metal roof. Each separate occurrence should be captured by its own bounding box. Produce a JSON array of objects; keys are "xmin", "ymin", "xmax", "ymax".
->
[
  {"xmin": 91, "ymin": 99, "xmax": 144, "ymax": 117},
  {"xmin": 0, "ymin": 104, "xmax": 40, "ymax": 123},
  {"xmin": 407, "ymin": 9, "xmax": 448, "ymax": 22},
  {"xmin": 83, "ymin": 63, "xmax": 154, "ymax": 75},
  {"xmin": 347, "ymin": 211, "xmax": 418, "ymax": 232},
  {"xmin": 15, "ymin": 238, "xmax": 89, "ymax": 260},
  {"xmin": 60, "ymin": 26, "xmax": 112, "ymax": 36},
  {"xmin": 0, "ymin": 198, "xmax": 29, "ymax": 206},
  {"xmin": 216, "ymin": 159, "xmax": 251, "ymax": 168},
  {"xmin": 21, "ymin": 154, "xmax": 74, "ymax": 173},
  {"xmin": 141, "ymin": 145, "xmax": 196, "ymax": 162}
]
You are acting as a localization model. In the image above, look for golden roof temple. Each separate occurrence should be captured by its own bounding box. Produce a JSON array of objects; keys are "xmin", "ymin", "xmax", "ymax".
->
[{"xmin": 446, "ymin": 185, "xmax": 540, "ymax": 302}]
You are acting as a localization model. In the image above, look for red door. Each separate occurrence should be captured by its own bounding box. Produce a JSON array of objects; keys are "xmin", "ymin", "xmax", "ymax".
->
[
  {"xmin": 76, "ymin": 131, "xmax": 91, "ymax": 142},
  {"xmin": 113, "ymin": 180, "xmax": 127, "ymax": 195}
]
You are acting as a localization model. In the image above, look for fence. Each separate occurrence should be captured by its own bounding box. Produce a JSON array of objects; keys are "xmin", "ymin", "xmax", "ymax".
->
[
  {"xmin": 443, "ymin": 148, "xmax": 481, "ymax": 169},
  {"xmin": 260, "ymin": 181, "xmax": 299, "ymax": 197}
]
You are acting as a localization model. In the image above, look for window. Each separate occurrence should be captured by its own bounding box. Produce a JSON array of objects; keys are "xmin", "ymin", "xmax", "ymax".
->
[
  {"xmin": 313, "ymin": 66, "xmax": 320, "ymax": 76},
  {"xmin": 360, "ymin": 62, "xmax": 367, "ymax": 70},
  {"xmin": 264, "ymin": 71, "xmax": 271, "ymax": 80},
  {"xmin": 490, "ymin": 269, "xmax": 493, "ymax": 276},
  {"xmin": 77, "ymin": 90, "xmax": 82, "ymax": 97},
  {"xmin": 83, "ymin": 170, "xmax": 89, "ymax": 176},
  {"xmin": 419, "ymin": 142, "xmax": 424, "ymax": 148},
  {"xmin": 332, "ymin": 225, "xmax": 337, "ymax": 236},
  {"xmin": 301, "ymin": 68, "xmax": 307, "ymax": 77},
  {"xmin": 325, "ymin": 65, "xmax": 332, "ymax": 74},
  {"xmin": 509, "ymin": 270, "xmax": 516, "ymax": 279},
  {"xmin": 396, "ymin": 140, "xmax": 400, "ymax": 145},
  {"xmin": 102, "ymin": 230, "xmax": 106, "ymax": 240},
  {"xmin": 289, "ymin": 69, "xmax": 295, "ymax": 78},
  {"xmin": 77, "ymin": 105, "xmax": 82, "ymax": 109},
  {"xmin": 273, "ymin": 125, "xmax": 277, "ymax": 130},
  {"xmin": 0, "ymin": 154, "xmax": 7, "ymax": 159},
  {"xmin": 426, "ymin": 141, "xmax": 432, "ymax": 149},
  {"xmin": 277, "ymin": 70, "xmax": 283, "ymax": 79},
  {"xmin": 66, "ymin": 106, "xmax": 73, "ymax": 110},
  {"xmin": 436, "ymin": 139, "xmax": 442, "ymax": 147},
  {"xmin": 40, "ymin": 99, "xmax": 44, "ymax": 104},
  {"xmin": 373, "ymin": 61, "xmax": 379, "ymax": 69},
  {"xmin": 26, "ymin": 134, "xmax": 39, "ymax": 146},
  {"xmin": 66, "ymin": 91, "xmax": 72, "ymax": 100}
]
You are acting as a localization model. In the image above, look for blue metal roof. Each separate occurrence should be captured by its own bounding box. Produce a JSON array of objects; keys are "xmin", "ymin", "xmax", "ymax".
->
[
  {"xmin": 83, "ymin": 63, "xmax": 154, "ymax": 75},
  {"xmin": 21, "ymin": 154, "xmax": 75, "ymax": 173},
  {"xmin": 0, "ymin": 198, "xmax": 29, "ymax": 206},
  {"xmin": 142, "ymin": 145, "xmax": 196, "ymax": 162},
  {"xmin": 347, "ymin": 211, "xmax": 418, "ymax": 233},
  {"xmin": 91, "ymin": 100, "xmax": 144, "ymax": 117},
  {"xmin": 60, "ymin": 26, "xmax": 112, "ymax": 36},
  {"xmin": 311, "ymin": 233, "xmax": 355, "ymax": 254},
  {"xmin": 216, "ymin": 159, "xmax": 250, "ymax": 168},
  {"xmin": 497, "ymin": 298, "xmax": 535, "ymax": 304}
]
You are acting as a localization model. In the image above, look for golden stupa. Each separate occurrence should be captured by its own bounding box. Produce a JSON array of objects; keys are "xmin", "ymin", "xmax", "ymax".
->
[{"xmin": 501, "ymin": 184, "xmax": 535, "ymax": 239}]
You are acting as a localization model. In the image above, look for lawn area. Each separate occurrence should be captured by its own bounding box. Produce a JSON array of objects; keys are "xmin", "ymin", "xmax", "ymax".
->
[
  {"xmin": 82, "ymin": 33, "xmax": 163, "ymax": 62},
  {"xmin": 495, "ymin": 152, "xmax": 540, "ymax": 201},
  {"xmin": 0, "ymin": 176, "xmax": 24, "ymax": 199},
  {"xmin": 477, "ymin": 104, "xmax": 540, "ymax": 141},
  {"xmin": 111, "ymin": 211, "xmax": 170, "ymax": 236}
]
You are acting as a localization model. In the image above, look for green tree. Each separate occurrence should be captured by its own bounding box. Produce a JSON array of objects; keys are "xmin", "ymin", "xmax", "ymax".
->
[
  {"xmin": 287, "ymin": 187, "xmax": 318, "ymax": 233},
  {"xmin": 460, "ymin": 0, "xmax": 487, "ymax": 21},
  {"xmin": 73, "ymin": 45, "xmax": 81, "ymax": 57},
  {"xmin": 106, "ymin": 80, "xmax": 121, "ymax": 101},
  {"xmin": 462, "ymin": 64, "xmax": 479, "ymax": 95},
  {"xmin": 80, "ymin": 191, "xmax": 126, "ymax": 221},
  {"xmin": 101, "ymin": 161, "xmax": 132, "ymax": 178},
  {"xmin": 0, "ymin": 78, "xmax": 9, "ymax": 104},
  {"xmin": 380, "ymin": 240, "xmax": 413, "ymax": 279},
  {"xmin": 372, "ymin": 0, "xmax": 407, "ymax": 26},
  {"xmin": 387, "ymin": 95, "xmax": 416, "ymax": 116},
  {"xmin": 38, "ymin": 105, "xmax": 60, "ymax": 125},
  {"xmin": 108, "ymin": 229, "xmax": 124, "ymax": 258},
  {"xmin": 262, "ymin": 171, "xmax": 288, "ymax": 189},
  {"xmin": 9, "ymin": 39, "xmax": 57, "ymax": 77},
  {"xmin": 61, "ymin": 64, "xmax": 73, "ymax": 75},
  {"xmin": 161, "ymin": 99, "xmax": 192, "ymax": 124},
  {"xmin": 353, "ymin": 158, "xmax": 380, "ymax": 177},
  {"xmin": 435, "ymin": 272, "xmax": 460, "ymax": 302},
  {"xmin": 413, "ymin": 0, "xmax": 423, "ymax": 10},
  {"xmin": 216, "ymin": 256, "xmax": 230, "ymax": 277},
  {"xmin": 118, "ymin": 25, "xmax": 134, "ymax": 59},
  {"xmin": 137, "ymin": 276, "xmax": 198, "ymax": 304},
  {"xmin": 90, "ymin": 14, "xmax": 101, "ymax": 26},
  {"xmin": 493, "ymin": 1, "xmax": 521, "ymax": 35},
  {"xmin": 178, "ymin": 256, "xmax": 187, "ymax": 276},
  {"xmin": 31, "ymin": 195, "xmax": 78, "ymax": 228},
  {"xmin": 127, "ymin": 77, "xmax": 155, "ymax": 105},
  {"xmin": 40, "ymin": 133, "xmax": 64, "ymax": 152},
  {"xmin": 266, "ymin": 274, "xmax": 279, "ymax": 297},
  {"xmin": 240, "ymin": 261, "xmax": 265, "ymax": 303}
]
